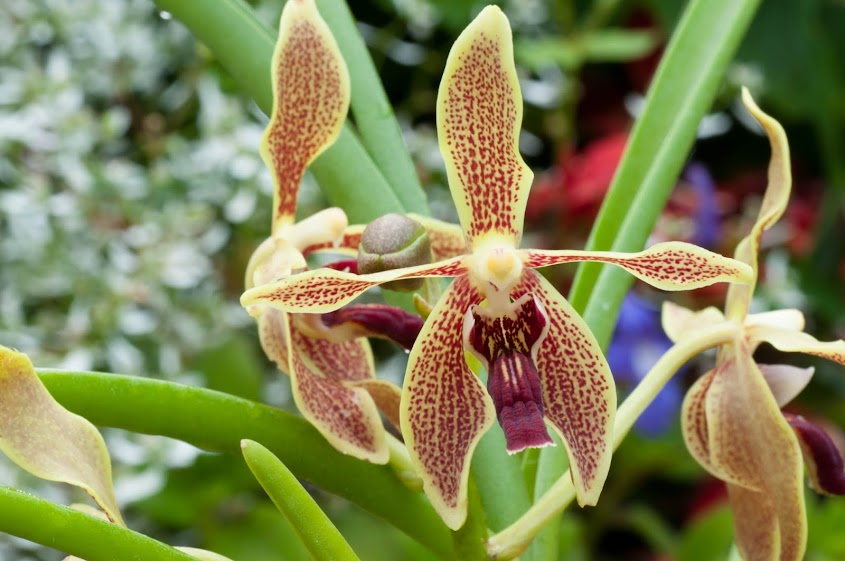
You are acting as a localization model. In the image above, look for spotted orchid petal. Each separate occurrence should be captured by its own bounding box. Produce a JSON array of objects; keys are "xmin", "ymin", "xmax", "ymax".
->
[
  {"xmin": 703, "ymin": 344, "xmax": 806, "ymax": 561},
  {"xmin": 748, "ymin": 325, "xmax": 845, "ymax": 365},
  {"xmin": 725, "ymin": 89, "xmax": 792, "ymax": 320},
  {"xmin": 289, "ymin": 325, "xmax": 389, "ymax": 463},
  {"xmin": 349, "ymin": 379, "xmax": 402, "ymax": 430},
  {"xmin": 258, "ymin": 308, "xmax": 291, "ymax": 372},
  {"xmin": 758, "ymin": 364, "xmax": 814, "ymax": 408},
  {"xmin": 661, "ymin": 301, "xmax": 727, "ymax": 344},
  {"xmin": 516, "ymin": 270, "xmax": 616, "ymax": 506},
  {"xmin": 261, "ymin": 0, "xmax": 350, "ymax": 232},
  {"xmin": 400, "ymin": 275, "xmax": 491, "ymax": 530},
  {"xmin": 681, "ymin": 367, "xmax": 729, "ymax": 481},
  {"xmin": 437, "ymin": 6, "xmax": 533, "ymax": 249},
  {"xmin": 522, "ymin": 241, "xmax": 752, "ymax": 292},
  {"xmin": 408, "ymin": 214, "xmax": 469, "ymax": 260},
  {"xmin": 0, "ymin": 347, "xmax": 124, "ymax": 526},
  {"xmin": 241, "ymin": 255, "xmax": 466, "ymax": 314},
  {"xmin": 785, "ymin": 413, "xmax": 845, "ymax": 496}
]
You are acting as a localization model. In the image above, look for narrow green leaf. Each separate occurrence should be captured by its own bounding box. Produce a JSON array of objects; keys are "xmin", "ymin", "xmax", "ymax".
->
[
  {"xmin": 0, "ymin": 348, "xmax": 123, "ymax": 526},
  {"xmin": 152, "ymin": 0, "xmax": 424, "ymax": 222},
  {"xmin": 569, "ymin": 0, "xmax": 762, "ymax": 347},
  {"xmin": 516, "ymin": 30, "xmax": 656, "ymax": 71},
  {"xmin": 38, "ymin": 370, "xmax": 454, "ymax": 560},
  {"xmin": 241, "ymin": 439, "xmax": 361, "ymax": 561},
  {"xmin": 316, "ymin": 0, "xmax": 430, "ymax": 216},
  {"xmin": 0, "ymin": 485, "xmax": 195, "ymax": 561}
]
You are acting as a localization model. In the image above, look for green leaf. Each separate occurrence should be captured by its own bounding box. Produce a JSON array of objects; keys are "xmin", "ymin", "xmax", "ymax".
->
[
  {"xmin": 0, "ymin": 485, "xmax": 195, "ymax": 561},
  {"xmin": 38, "ymin": 370, "xmax": 454, "ymax": 560},
  {"xmin": 569, "ymin": 0, "xmax": 763, "ymax": 348},
  {"xmin": 0, "ymin": 347, "xmax": 123, "ymax": 526},
  {"xmin": 241, "ymin": 439, "xmax": 361, "ymax": 561},
  {"xmin": 516, "ymin": 30, "xmax": 657, "ymax": 71},
  {"xmin": 315, "ymin": 0, "xmax": 429, "ymax": 216}
]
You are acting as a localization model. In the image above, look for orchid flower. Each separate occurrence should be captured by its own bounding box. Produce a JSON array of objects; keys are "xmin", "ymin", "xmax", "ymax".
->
[
  {"xmin": 244, "ymin": 0, "xmax": 453, "ymax": 465},
  {"xmin": 663, "ymin": 89, "xmax": 845, "ymax": 561},
  {"xmin": 242, "ymin": 6, "xmax": 752, "ymax": 529}
]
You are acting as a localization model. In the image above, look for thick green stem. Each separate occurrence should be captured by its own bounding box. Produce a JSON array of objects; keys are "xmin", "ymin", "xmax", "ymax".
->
[
  {"xmin": 487, "ymin": 322, "xmax": 738, "ymax": 559},
  {"xmin": 37, "ymin": 370, "xmax": 454, "ymax": 560},
  {"xmin": 0, "ymin": 485, "xmax": 196, "ymax": 561}
]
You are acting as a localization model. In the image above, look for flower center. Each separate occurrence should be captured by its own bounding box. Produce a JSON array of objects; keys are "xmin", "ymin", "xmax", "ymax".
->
[
  {"xmin": 463, "ymin": 293, "xmax": 553, "ymax": 453},
  {"xmin": 468, "ymin": 246, "xmax": 523, "ymax": 314}
]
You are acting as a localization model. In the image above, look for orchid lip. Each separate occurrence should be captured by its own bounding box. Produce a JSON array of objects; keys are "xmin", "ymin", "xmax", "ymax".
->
[{"xmin": 464, "ymin": 292, "xmax": 552, "ymax": 452}]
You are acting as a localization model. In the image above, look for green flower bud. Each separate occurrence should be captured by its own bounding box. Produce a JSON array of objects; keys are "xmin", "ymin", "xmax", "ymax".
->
[{"xmin": 357, "ymin": 213, "xmax": 431, "ymax": 292}]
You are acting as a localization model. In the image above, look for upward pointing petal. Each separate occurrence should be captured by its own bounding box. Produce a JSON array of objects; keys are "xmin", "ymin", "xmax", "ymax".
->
[
  {"xmin": 437, "ymin": 6, "xmax": 533, "ymax": 249},
  {"xmin": 725, "ymin": 90, "xmax": 792, "ymax": 319},
  {"xmin": 241, "ymin": 255, "xmax": 466, "ymax": 314},
  {"xmin": 522, "ymin": 241, "xmax": 753, "ymax": 291},
  {"xmin": 262, "ymin": 0, "xmax": 350, "ymax": 232}
]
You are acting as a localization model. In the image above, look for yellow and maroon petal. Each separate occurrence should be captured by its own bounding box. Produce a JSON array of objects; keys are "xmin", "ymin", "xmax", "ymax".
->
[
  {"xmin": 436, "ymin": 6, "xmax": 533, "ymax": 249},
  {"xmin": 521, "ymin": 242, "xmax": 752, "ymax": 291},
  {"xmin": 681, "ymin": 367, "xmax": 725, "ymax": 479},
  {"xmin": 261, "ymin": 0, "xmax": 350, "ymax": 232},
  {"xmin": 292, "ymin": 319, "xmax": 374, "ymax": 382},
  {"xmin": 241, "ymin": 255, "xmax": 466, "ymax": 314},
  {"xmin": 661, "ymin": 301, "xmax": 727, "ymax": 344},
  {"xmin": 258, "ymin": 308, "xmax": 291, "ymax": 372},
  {"xmin": 400, "ymin": 275, "xmax": 491, "ymax": 529},
  {"xmin": 515, "ymin": 270, "xmax": 616, "ymax": 506},
  {"xmin": 350, "ymin": 378, "xmax": 402, "ymax": 430},
  {"xmin": 704, "ymin": 344, "xmax": 806, "ymax": 560},
  {"xmin": 748, "ymin": 325, "xmax": 845, "ymax": 365},
  {"xmin": 0, "ymin": 347, "xmax": 124, "ymax": 526},
  {"xmin": 289, "ymin": 327, "xmax": 388, "ymax": 464},
  {"xmin": 724, "ymin": 90, "xmax": 792, "ymax": 319},
  {"xmin": 408, "ymin": 214, "xmax": 469, "ymax": 260}
]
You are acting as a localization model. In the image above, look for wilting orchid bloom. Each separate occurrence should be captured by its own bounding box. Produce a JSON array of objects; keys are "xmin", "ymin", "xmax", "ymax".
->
[
  {"xmin": 244, "ymin": 0, "xmax": 431, "ymax": 465},
  {"xmin": 663, "ymin": 89, "xmax": 845, "ymax": 561},
  {"xmin": 242, "ymin": 6, "xmax": 752, "ymax": 529}
]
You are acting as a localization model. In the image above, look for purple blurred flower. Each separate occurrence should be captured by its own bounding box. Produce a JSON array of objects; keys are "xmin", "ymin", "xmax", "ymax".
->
[
  {"xmin": 607, "ymin": 292, "xmax": 683, "ymax": 436},
  {"xmin": 684, "ymin": 162, "xmax": 721, "ymax": 248}
]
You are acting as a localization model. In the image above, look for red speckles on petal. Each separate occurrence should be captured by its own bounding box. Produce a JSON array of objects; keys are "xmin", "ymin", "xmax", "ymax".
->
[
  {"xmin": 241, "ymin": 256, "xmax": 467, "ymax": 314},
  {"xmin": 292, "ymin": 322, "xmax": 373, "ymax": 382},
  {"xmin": 289, "ymin": 325, "xmax": 387, "ymax": 463},
  {"xmin": 400, "ymin": 275, "xmax": 491, "ymax": 529},
  {"xmin": 437, "ymin": 7, "xmax": 533, "ymax": 248},
  {"xmin": 516, "ymin": 270, "xmax": 615, "ymax": 506},
  {"xmin": 681, "ymin": 367, "xmax": 717, "ymax": 474},
  {"xmin": 262, "ymin": 0, "xmax": 350, "ymax": 232},
  {"xmin": 522, "ymin": 242, "xmax": 752, "ymax": 291}
]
